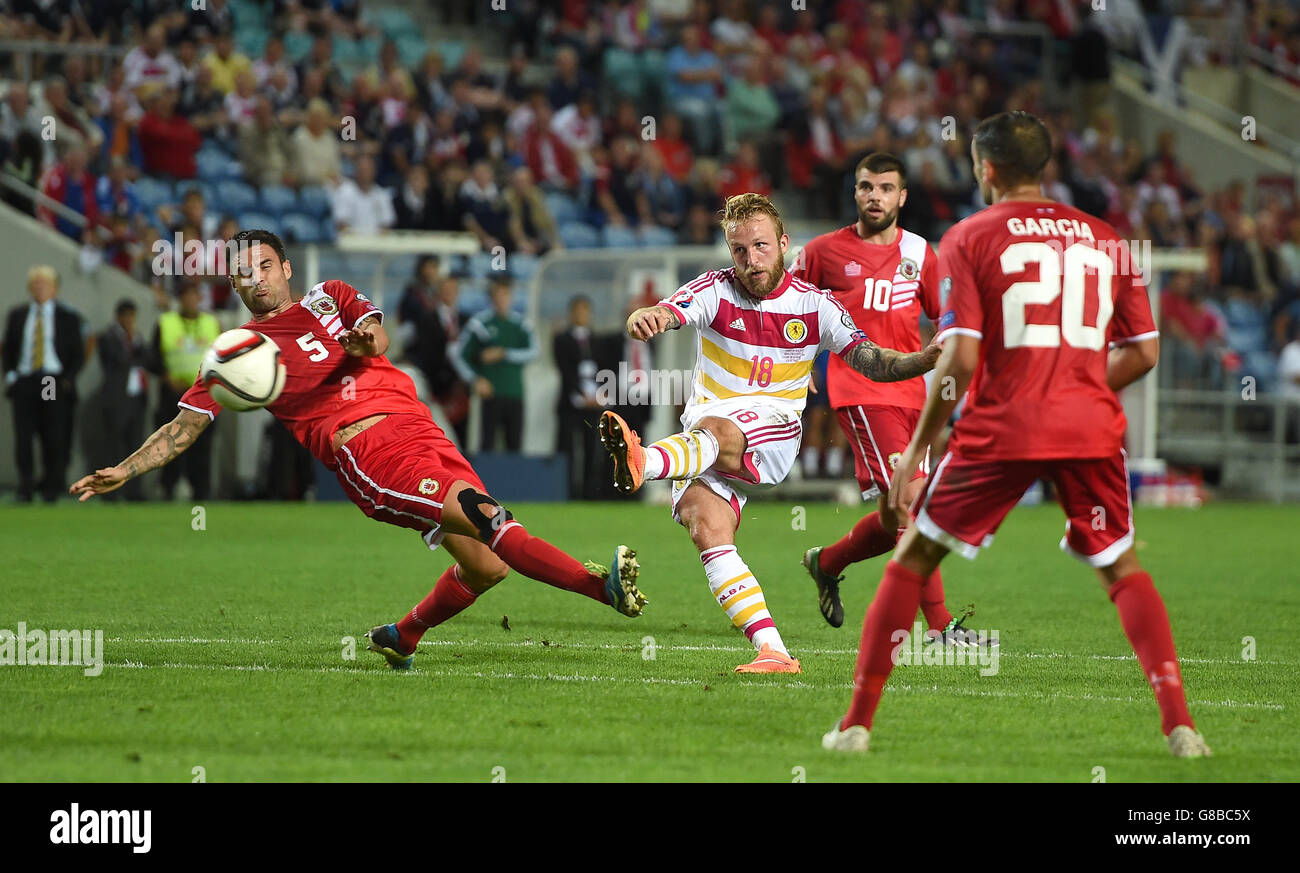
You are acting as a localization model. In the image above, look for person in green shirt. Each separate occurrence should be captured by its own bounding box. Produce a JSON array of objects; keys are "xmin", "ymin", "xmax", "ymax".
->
[{"xmin": 453, "ymin": 276, "xmax": 538, "ymax": 452}]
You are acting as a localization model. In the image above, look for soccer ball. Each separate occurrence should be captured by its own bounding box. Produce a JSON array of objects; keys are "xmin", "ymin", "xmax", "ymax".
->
[{"xmin": 200, "ymin": 329, "xmax": 287, "ymax": 411}]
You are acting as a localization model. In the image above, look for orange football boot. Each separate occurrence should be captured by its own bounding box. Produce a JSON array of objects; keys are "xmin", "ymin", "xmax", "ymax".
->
[
  {"xmin": 599, "ymin": 410, "xmax": 646, "ymax": 494},
  {"xmin": 735, "ymin": 643, "xmax": 802, "ymax": 674}
]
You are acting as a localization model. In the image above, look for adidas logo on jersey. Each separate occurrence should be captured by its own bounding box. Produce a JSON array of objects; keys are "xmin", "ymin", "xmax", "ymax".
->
[{"xmin": 729, "ymin": 317, "xmax": 746, "ymax": 331}]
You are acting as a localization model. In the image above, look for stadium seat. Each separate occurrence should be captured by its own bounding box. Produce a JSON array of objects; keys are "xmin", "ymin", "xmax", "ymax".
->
[
  {"xmin": 508, "ymin": 253, "xmax": 540, "ymax": 280},
  {"xmin": 396, "ymin": 34, "xmax": 427, "ymax": 69},
  {"xmin": 175, "ymin": 180, "xmax": 215, "ymax": 205},
  {"xmin": 197, "ymin": 149, "xmax": 243, "ymax": 183},
  {"xmin": 435, "ymin": 41, "xmax": 466, "ymax": 71},
  {"xmin": 237, "ymin": 212, "xmax": 281, "ymax": 236},
  {"xmin": 133, "ymin": 177, "xmax": 174, "ymax": 212},
  {"xmin": 468, "ymin": 252, "xmax": 497, "ymax": 277},
  {"xmin": 373, "ymin": 8, "xmax": 416, "ymax": 41},
  {"xmin": 284, "ymin": 30, "xmax": 314, "ymax": 62},
  {"xmin": 603, "ymin": 48, "xmax": 643, "ymax": 100},
  {"xmin": 297, "ymin": 186, "xmax": 332, "ymax": 219},
  {"xmin": 259, "ymin": 184, "xmax": 298, "ymax": 217},
  {"xmin": 638, "ymin": 226, "xmax": 678, "ymax": 248},
  {"xmin": 559, "ymin": 222, "xmax": 601, "ymax": 249},
  {"xmin": 280, "ymin": 212, "xmax": 323, "ymax": 244},
  {"xmin": 601, "ymin": 224, "xmax": 640, "ymax": 248},
  {"xmin": 543, "ymin": 192, "xmax": 581, "ymax": 225},
  {"xmin": 353, "ymin": 36, "xmax": 382, "ymax": 65},
  {"xmin": 237, "ymin": 29, "xmax": 267, "ymax": 60},
  {"xmin": 214, "ymin": 180, "xmax": 259, "ymax": 215}
]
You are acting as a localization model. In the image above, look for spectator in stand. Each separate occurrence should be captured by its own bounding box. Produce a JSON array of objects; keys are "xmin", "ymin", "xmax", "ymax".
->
[
  {"xmin": 297, "ymin": 32, "xmax": 349, "ymax": 107},
  {"xmin": 96, "ymin": 93, "xmax": 142, "ymax": 169},
  {"xmin": 679, "ymin": 201, "xmax": 721, "ymax": 245},
  {"xmin": 393, "ymin": 163, "xmax": 439, "ymax": 230},
  {"xmin": 718, "ymin": 141, "xmax": 771, "ymax": 200},
  {"xmin": 291, "ymin": 97, "xmax": 342, "ymax": 186},
  {"xmin": 1040, "ymin": 158, "xmax": 1073, "ymax": 206},
  {"xmin": 238, "ymin": 97, "xmax": 296, "ymax": 188},
  {"xmin": 381, "ymin": 99, "xmax": 434, "ymax": 188},
  {"xmin": 651, "ymin": 112, "xmax": 693, "ymax": 182},
  {"xmin": 1162, "ymin": 272, "xmax": 1229, "ymax": 389},
  {"xmin": 138, "ymin": 88, "xmax": 202, "ymax": 180},
  {"xmin": 1, "ymin": 82, "xmax": 43, "ymax": 144},
  {"xmin": 454, "ymin": 275, "xmax": 538, "ymax": 453},
  {"xmin": 683, "ymin": 156, "xmax": 723, "ymax": 212},
  {"xmin": 594, "ymin": 138, "xmax": 643, "ymax": 228},
  {"xmin": 459, "ymin": 159, "xmax": 512, "ymax": 251},
  {"xmin": 636, "ymin": 143, "xmax": 686, "ymax": 231},
  {"xmin": 429, "ymin": 106, "xmax": 469, "ymax": 167},
  {"xmin": 1144, "ymin": 200, "xmax": 1188, "ymax": 249},
  {"xmin": 1134, "ymin": 161, "xmax": 1183, "ymax": 224},
  {"xmin": 724, "ymin": 50, "xmax": 780, "ymax": 154},
  {"xmin": 160, "ymin": 187, "xmax": 219, "ymax": 246},
  {"xmin": 547, "ymin": 45, "xmax": 595, "ymax": 111},
  {"xmin": 185, "ymin": 0, "xmax": 233, "ymax": 41},
  {"xmin": 224, "ymin": 69, "xmax": 260, "ymax": 131},
  {"xmin": 38, "ymin": 144, "xmax": 99, "ymax": 243},
  {"xmin": 551, "ymin": 90, "xmax": 603, "ymax": 177},
  {"xmin": 504, "ymin": 165, "xmax": 560, "ymax": 255},
  {"xmin": 178, "ymin": 65, "xmax": 227, "ymax": 139},
  {"xmin": 414, "ymin": 51, "xmax": 452, "ymax": 115},
  {"xmin": 174, "ymin": 39, "xmax": 203, "ymax": 99},
  {"xmin": 711, "ymin": 0, "xmax": 757, "ymax": 70},
  {"xmin": 37, "ymin": 76, "xmax": 103, "ymax": 169},
  {"xmin": 665, "ymin": 25, "xmax": 723, "ymax": 154},
  {"xmin": 90, "ymin": 299, "xmax": 149, "ymax": 501},
  {"xmin": 95, "ymin": 156, "xmax": 140, "ymax": 224},
  {"xmin": 253, "ymin": 34, "xmax": 299, "ymax": 94},
  {"xmin": 203, "ymin": 31, "xmax": 252, "ymax": 95},
  {"xmin": 123, "ymin": 24, "xmax": 182, "ymax": 95},
  {"xmin": 1, "ymin": 129, "xmax": 43, "ymax": 215},
  {"xmin": 330, "ymin": 154, "xmax": 395, "ymax": 235},
  {"xmin": 523, "ymin": 95, "xmax": 579, "ymax": 193},
  {"xmin": 427, "ymin": 159, "xmax": 470, "ymax": 231}
]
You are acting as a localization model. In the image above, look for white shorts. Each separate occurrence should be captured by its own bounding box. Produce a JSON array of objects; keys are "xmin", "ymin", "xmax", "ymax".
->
[{"xmin": 670, "ymin": 400, "xmax": 802, "ymax": 527}]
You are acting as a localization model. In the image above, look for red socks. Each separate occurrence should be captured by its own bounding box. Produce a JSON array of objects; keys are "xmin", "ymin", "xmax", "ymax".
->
[
  {"xmin": 1109, "ymin": 571, "xmax": 1194, "ymax": 735},
  {"xmin": 820, "ymin": 511, "xmax": 897, "ymax": 576},
  {"xmin": 491, "ymin": 521, "xmax": 607, "ymax": 604},
  {"xmin": 821, "ymin": 512, "xmax": 954, "ymax": 631},
  {"xmin": 843, "ymin": 560, "xmax": 925, "ymax": 730},
  {"xmin": 919, "ymin": 568, "xmax": 954, "ymax": 631},
  {"xmin": 396, "ymin": 564, "xmax": 477, "ymax": 652}
]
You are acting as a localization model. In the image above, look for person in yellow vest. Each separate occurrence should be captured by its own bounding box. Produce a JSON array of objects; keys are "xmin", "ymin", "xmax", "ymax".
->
[{"xmin": 147, "ymin": 279, "xmax": 220, "ymax": 500}]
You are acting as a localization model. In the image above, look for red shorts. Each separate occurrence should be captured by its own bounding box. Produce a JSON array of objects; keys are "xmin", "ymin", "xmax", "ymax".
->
[
  {"xmin": 915, "ymin": 449, "xmax": 1135, "ymax": 566},
  {"xmin": 834, "ymin": 404, "xmax": 926, "ymax": 500},
  {"xmin": 332, "ymin": 413, "xmax": 485, "ymax": 550}
]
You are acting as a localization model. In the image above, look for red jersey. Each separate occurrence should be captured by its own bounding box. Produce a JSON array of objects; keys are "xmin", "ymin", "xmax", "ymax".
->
[
  {"xmin": 792, "ymin": 225, "xmax": 940, "ymax": 410},
  {"xmin": 934, "ymin": 200, "xmax": 1158, "ymax": 460},
  {"xmin": 179, "ymin": 279, "xmax": 431, "ymax": 468}
]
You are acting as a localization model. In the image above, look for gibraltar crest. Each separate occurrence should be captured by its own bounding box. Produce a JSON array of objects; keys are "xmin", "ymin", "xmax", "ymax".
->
[
  {"xmin": 898, "ymin": 258, "xmax": 919, "ymax": 281},
  {"xmin": 309, "ymin": 296, "xmax": 339, "ymax": 317}
]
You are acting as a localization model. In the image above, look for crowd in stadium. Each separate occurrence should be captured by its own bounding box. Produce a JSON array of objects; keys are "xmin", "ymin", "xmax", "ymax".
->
[{"xmin": 2, "ymin": 0, "xmax": 1300, "ymax": 419}]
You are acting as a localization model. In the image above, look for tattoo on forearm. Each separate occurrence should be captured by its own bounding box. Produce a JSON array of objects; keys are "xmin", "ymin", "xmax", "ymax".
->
[
  {"xmin": 122, "ymin": 417, "xmax": 203, "ymax": 478},
  {"xmin": 847, "ymin": 341, "xmax": 935, "ymax": 383}
]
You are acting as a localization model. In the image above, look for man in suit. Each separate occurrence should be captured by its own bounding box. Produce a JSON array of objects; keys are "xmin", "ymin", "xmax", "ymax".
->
[
  {"xmin": 413, "ymin": 272, "xmax": 470, "ymax": 447},
  {"xmin": 554, "ymin": 294, "xmax": 605, "ymax": 498},
  {"xmin": 91, "ymin": 299, "xmax": 149, "ymax": 501},
  {"xmin": 2, "ymin": 265, "xmax": 86, "ymax": 501}
]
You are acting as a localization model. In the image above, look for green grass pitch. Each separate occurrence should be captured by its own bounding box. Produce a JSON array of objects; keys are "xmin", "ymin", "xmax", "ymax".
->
[{"xmin": 1, "ymin": 499, "xmax": 1295, "ymax": 782}]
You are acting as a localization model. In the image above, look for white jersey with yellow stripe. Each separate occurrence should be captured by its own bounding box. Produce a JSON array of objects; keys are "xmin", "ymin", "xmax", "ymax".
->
[{"xmin": 656, "ymin": 267, "xmax": 869, "ymax": 423}]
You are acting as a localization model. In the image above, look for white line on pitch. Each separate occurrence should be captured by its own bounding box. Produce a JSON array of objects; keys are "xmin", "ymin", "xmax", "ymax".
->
[
  {"xmin": 111, "ymin": 636, "xmax": 1292, "ymax": 667},
  {"xmin": 101, "ymin": 661, "xmax": 1285, "ymax": 711}
]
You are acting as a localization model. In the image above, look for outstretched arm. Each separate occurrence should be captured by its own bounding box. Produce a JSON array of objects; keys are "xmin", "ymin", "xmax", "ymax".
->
[
  {"xmin": 844, "ymin": 336, "xmax": 941, "ymax": 383},
  {"xmin": 69, "ymin": 408, "xmax": 212, "ymax": 501}
]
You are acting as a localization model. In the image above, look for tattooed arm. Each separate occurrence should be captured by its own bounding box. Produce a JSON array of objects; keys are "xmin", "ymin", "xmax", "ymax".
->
[
  {"xmin": 69, "ymin": 409, "xmax": 211, "ymax": 501},
  {"xmin": 844, "ymin": 337, "xmax": 942, "ymax": 383}
]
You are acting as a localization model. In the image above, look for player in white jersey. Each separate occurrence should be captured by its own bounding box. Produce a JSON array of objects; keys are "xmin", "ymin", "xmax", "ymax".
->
[{"xmin": 599, "ymin": 194, "xmax": 940, "ymax": 673}]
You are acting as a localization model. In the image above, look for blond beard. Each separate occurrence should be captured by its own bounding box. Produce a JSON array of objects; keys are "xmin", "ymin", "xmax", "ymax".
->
[{"xmin": 737, "ymin": 250, "xmax": 786, "ymax": 299}]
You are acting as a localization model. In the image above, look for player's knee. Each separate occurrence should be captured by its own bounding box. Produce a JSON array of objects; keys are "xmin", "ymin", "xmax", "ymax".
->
[{"xmin": 462, "ymin": 557, "xmax": 509, "ymax": 589}]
